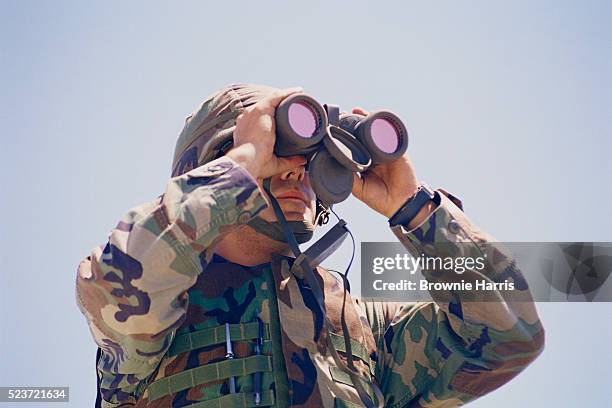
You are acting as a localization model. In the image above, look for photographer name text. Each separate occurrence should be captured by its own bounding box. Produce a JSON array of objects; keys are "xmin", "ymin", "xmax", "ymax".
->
[{"xmin": 370, "ymin": 254, "xmax": 514, "ymax": 292}]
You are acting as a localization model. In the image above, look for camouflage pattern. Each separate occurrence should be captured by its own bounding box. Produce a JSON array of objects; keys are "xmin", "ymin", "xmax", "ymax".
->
[
  {"xmin": 76, "ymin": 156, "xmax": 269, "ymax": 406},
  {"xmin": 110, "ymin": 252, "xmax": 380, "ymax": 407},
  {"xmin": 76, "ymin": 163, "xmax": 545, "ymax": 406},
  {"xmin": 171, "ymin": 84, "xmax": 281, "ymax": 178},
  {"xmin": 359, "ymin": 191, "xmax": 545, "ymax": 407},
  {"xmin": 76, "ymin": 84, "xmax": 544, "ymax": 407}
]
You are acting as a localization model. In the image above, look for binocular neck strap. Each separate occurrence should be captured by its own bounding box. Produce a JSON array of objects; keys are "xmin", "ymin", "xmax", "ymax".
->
[
  {"xmin": 261, "ymin": 178, "xmax": 302, "ymax": 257},
  {"xmin": 260, "ymin": 178, "xmax": 384, "ymax": 408},
  {"xmin": 260, "ymin": 178, "xmax": 346, "ymax": 269}
]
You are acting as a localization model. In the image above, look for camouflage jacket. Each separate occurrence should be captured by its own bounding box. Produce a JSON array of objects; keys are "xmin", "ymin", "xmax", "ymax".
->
[{"xmin": 76, "ymin": 156, "xmax": 545, "ymax": 408}]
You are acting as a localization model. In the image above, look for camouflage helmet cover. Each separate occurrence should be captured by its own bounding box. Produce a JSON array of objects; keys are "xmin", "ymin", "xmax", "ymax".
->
[{"xmin": 171, "ymin": 83, "xmax": 283, "ymax": 177}]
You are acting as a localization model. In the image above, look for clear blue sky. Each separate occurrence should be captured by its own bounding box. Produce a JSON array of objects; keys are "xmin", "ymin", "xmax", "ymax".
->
[{"xmin": 1, "ymin": 1, "xmax": 610, "ymax": 407}]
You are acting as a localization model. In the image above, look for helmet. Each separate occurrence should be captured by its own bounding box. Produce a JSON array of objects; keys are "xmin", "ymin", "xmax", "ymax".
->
[
  {"xmin": 171, "ymin": 83, "xmax": 280, "ymax": 177},
  {"xmin": 171, "ymin": 83, "xmax": 328, "ymax": 243}
]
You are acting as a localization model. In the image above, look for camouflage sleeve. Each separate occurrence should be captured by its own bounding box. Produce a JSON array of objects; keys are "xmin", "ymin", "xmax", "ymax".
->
[
  {"xmin": 75, "ymin": 156, "xmax": 268, "ymax": 406},
  {"xmin": 362, "ymin": 190, "xmax": 545, "ymax": 407}
]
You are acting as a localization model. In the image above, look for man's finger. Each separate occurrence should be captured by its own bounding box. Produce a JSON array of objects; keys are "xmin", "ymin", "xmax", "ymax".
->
[
  {"xmin": 352, "ymin": 107, "xmax": 369, "ymax": 116},
  {"xmin": 352, "ymin": 172, "xmax": 365, "ymax": 199},
  {"xmin": 260, "ymin": 87, "xmax": 303, "ymax": 110}
]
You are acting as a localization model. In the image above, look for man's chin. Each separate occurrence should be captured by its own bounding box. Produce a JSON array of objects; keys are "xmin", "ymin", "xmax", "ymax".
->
[
  {"xmin": 258, "ymin": 207, "xmax": 315, "ymax": 226},
  {"xmin": 282, "ymin": 212, "xmax": 314, "ymax": 226}
]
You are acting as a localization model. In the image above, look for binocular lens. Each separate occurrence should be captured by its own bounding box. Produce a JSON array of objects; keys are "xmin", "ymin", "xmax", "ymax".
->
[
  {"xmin": 288, "ymin": 102, "xmax": 318, "ymax": 138},
  {"xmin": 275, "ymin": 94, "xmax": 328, "ymax": 157},
  {"xmin": 339, "ymin": 111, "xmax": 408, "ymax": 164},
  {"xmin": 371, "ymin": 118, "xmax": 399, "ymax": 153}
]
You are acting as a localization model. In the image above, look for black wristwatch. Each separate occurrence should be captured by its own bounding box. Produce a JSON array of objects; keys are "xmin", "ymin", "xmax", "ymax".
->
[{"xmin": 388, "ymin": 184, "xmax": 438, "ymax": 227}]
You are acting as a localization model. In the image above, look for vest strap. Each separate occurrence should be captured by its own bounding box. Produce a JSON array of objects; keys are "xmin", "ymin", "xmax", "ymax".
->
[
  {"xmin": 330, "ymin": 368, "xmax": 376, "ymax": 403},
  {"xmin": 169, "ymin": 322, "xmax": 270, "ymax": 357},
  {"xmin": 147, "ymin": 355, "xmax": 272, "ymax": 401},
  {"xmin": 183, "ymin": 390, "xmax": 275, "ymax": 408},
  {"xmin": 329, "ymin": 332, "xmax": 376, "ymax": 376}
]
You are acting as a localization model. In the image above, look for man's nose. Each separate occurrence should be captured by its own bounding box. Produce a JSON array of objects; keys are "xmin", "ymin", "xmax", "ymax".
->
[{"xmin": 280, "ymin": 164, "xmax": 306, "ymax": 182}]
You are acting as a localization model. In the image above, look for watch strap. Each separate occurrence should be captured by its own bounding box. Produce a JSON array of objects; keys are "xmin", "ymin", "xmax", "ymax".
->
[{"xmin": 388, "ymin": 184, "xmax": 438, "ymax": 227}]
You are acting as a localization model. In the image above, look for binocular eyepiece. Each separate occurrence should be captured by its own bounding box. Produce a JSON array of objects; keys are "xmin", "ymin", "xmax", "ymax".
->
[{"xmin": 274, "ymin": 93, "xmax": 409, "ymax": 205}]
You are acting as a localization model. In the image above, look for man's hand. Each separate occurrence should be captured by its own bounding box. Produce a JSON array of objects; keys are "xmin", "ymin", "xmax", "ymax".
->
[
  {"xmin": 225, "ymin": 87, "xmax": 307, "ymax": 179},
  {"xmin": 351, "ymin": 107, "xmax": 435, "ymax": 227}
]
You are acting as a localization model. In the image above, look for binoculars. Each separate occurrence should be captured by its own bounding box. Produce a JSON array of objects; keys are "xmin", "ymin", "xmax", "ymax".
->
[{"xmin": 274, "ymin": 93, "xmax": 409, "ymax": 205}]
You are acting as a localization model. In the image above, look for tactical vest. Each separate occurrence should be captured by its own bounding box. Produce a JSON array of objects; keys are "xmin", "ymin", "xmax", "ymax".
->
[{"xmin": 117, "ymin": 253, "xmax": 379, "ymax": 407}]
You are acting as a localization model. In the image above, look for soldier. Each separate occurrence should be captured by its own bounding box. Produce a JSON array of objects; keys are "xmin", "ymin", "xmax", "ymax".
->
[{"xmin": 76, "ymin": 84, "xmax": 545, "ymax": 407}]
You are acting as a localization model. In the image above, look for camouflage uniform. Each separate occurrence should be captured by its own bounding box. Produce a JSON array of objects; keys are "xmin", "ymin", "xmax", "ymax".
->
[{"xmin": 76, "ymin": 84, "xmax": 544, "ymax": 407}]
